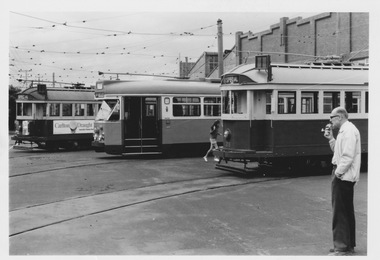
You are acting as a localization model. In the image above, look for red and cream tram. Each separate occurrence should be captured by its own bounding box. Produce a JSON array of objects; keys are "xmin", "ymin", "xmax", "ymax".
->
[
  {"xmin": 213, "ymin": 56, "xmax": 369, "ymax": 174},
  {"xmin": 12, "ymin": 85, "xmax": 100, "ymax": 151},
  {"xmin": 92, "ymin": 79, "xmax": 221, "ymax": 156}
]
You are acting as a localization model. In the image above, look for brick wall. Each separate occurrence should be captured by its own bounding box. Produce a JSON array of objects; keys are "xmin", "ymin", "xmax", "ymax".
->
[{"xmin": 197, "ymin": 12, "xmax": 369, "ymax": 79}]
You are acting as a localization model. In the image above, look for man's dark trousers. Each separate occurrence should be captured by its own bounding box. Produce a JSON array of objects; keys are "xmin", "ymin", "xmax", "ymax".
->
[{"xmin": 331, "ymin": 173, "xmax": 356, "ymax": 251}]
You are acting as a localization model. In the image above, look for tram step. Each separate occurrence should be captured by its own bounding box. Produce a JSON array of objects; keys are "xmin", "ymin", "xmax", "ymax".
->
[{"xmin": 124, "ymin": 138, "xmax": 158, "ymax": 146}]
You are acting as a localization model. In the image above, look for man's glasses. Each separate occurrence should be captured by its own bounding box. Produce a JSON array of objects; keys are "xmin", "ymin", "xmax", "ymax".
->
[{"xmin": 330, "ymin": 115, "xmax": 339, "ymax": 120}]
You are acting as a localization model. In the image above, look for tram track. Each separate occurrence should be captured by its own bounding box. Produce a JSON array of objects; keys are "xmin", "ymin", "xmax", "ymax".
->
[
  {"xmin": 9, "ymin": 174, "xmax": 290, "ymax": 237},
  {"xmin": 9, "ymin": 158, "xmax": 128, "ymax": 177}
]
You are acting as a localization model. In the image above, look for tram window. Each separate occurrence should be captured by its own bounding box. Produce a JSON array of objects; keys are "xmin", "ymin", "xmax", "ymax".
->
[
  {"xmin": 345, "ymin": 91, "xmax": 361, "ymax": 113},
  {"xmin": 323, "ymin": 92, "xmax": 340, "ymax": 113},
  {"xmin": 173, "ymin": 97, "xmax": 201, "ymax": 117},
  {"xmin": 35, "ymin": 103, "xmax": 47, "ymax": 118},
  {"xmin": 16, "ymin": 103, "xmax": 22, "ymax": 116},
  {"xmin": 278, "ymin": 91, "xmax": 296, "ymax": 114},
  {"xmin": 222, "ymin": 91, "xmax": 230, "ymax": 114},
  {"xmin": 49, "ymin": 103, "xmax": 60, "ymax": 116},
  {"xmin": 62, "ymin": 104, "xmax": 73, "ymax": 116},
  {"xmin": 22, "ymin": 103, "xmax": 32, "ymax": 116},
  {"xmin": 266, "ymin": 92, "xmax": 272, "ymax": 114},
  {"xmin": 96, "ymin": 100, "xmax": 120, "ymax": 121},
  {"xmin": 145, "ymin": 104, "xmax": 156, "ymax": 117},
  {"xmin": 365, "ymin": 92, "xmax": 369, "ymax": 113},
  {"xmin": 87, "ymin": 104, "xmax": 96, "ymax": 116},
  {"xmin": 301, "ymin": 92, "xmax": 319, "ymax": 114},
  {"xmin": 222, "ymin": 90, "xmax": 247, "ymax": 114},
  {"xmin": 204, "ymin": 97, "xmax": 221, "ymax": 116},
  {"xmin": 108, "ymin": 101, "xmax": 120, "ymax": 121},
  {"xmin": 233, "ymin": 91, "xmax": 247, "ymax": 114},
  {"xmin": 74, "ymin": 104, "xmax": 85, "ymax": 116}
]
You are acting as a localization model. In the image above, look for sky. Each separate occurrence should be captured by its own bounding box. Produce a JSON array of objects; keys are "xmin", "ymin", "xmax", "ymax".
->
[
  {"xmin": 8, "ymin": 10, "xmax": 324, "ymax": 88},
  {"xmin": 6, "ymin": 3, "xmax": 326, "ymax": 88}
]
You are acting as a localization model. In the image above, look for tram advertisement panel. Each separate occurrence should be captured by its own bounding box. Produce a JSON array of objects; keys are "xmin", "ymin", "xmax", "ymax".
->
[{"xmin": 53, "ymin": 120, "xmax": 94, "ymax": 134}]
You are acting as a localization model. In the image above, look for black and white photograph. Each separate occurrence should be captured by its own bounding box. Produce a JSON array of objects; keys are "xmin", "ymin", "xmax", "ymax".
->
[{"xmin": 2, "ymin": 0, "xmax": 379, "ymax": 258}]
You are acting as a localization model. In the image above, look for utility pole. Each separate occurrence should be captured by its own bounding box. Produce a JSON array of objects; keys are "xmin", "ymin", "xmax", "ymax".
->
[{"xmin": 217, "ymin": 19, "xmax": 224, "ymax": 78}]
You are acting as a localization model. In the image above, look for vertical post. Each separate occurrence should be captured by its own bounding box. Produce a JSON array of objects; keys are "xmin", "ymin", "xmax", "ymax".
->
[
  {"xmin": 217, "ymin": 19, "xmax": 224, "ymax": 78},
  {"xmin": 235, "ymin": 31, "xmax": 243, "ymax": 66},
  {"xmin": 52, "ymin": 72, "xmax": 55, "ymax": 88}
]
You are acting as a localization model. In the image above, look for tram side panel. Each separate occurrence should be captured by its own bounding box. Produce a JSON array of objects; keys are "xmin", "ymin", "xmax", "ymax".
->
[
  {"xmin": 161, "ymin": 118, "xmax": 218, "ymax": 157},
  {"xmin": 223, "ymin": 120, "xmax": 273, "ymax": 151},
  {"xmin": 222, "ymin": 118, "xmax": 367, "ymax": 159},
  {"xmin": 103, "ymin": 121, "xmax": 123, "ymax": 155}
]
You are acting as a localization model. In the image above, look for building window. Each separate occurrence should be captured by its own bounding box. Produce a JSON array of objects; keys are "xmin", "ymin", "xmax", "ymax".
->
[
  {"xmin": 365, "ymin": 91, "xmax": 369, "ymax": 113},
  {"xmin": 173, "ymin": 97, "xmax": 201, "ymax": 117},
  {"xmin": 323, "ymin": 92, "xmax": 340, "ymax": 113},
  {"xmin": 204, "ymin": 97, "xmax": 221, "ymax": 116},
  {"xmin": 301, "ymin": 92, "xmax": 319, "ymax": 114},
  {"xmin": 345, "ymin": 91, "xmax": 361, "ymax": 113},
  {"xmin": 278, "ymin": 91, "xmax": 296, "ymax": 114}
]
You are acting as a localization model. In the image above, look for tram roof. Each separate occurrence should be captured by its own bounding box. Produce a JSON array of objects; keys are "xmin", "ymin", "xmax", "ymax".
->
[
  {"xmin": 97, "ymin": 79, "xmax": 220, "ymax": 95},
  {"xmin": 17, "ymin": 87, "xmax": 95, "ymax": 101},
  {"xmin": 223, "ymin": 63, "xmax": 369, "ymax": 85}
]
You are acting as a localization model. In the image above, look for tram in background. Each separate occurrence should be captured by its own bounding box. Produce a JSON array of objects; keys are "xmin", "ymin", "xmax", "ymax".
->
[
  {"xmin": 92, "ymin": 79, "xmax": 221, "ymax": 156},
  {"xmin": 12, "ymin": 84, "xmax": 101, "ymax": 151},
  {"xmin": 213, "ymin": 55, "xmax": 369, "ymax": 174}
]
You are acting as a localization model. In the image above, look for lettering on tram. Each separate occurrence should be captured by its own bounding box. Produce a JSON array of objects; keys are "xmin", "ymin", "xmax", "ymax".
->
[{"xmin": 213, "ymin": 55, "xmax": 369, "ymax": 175}]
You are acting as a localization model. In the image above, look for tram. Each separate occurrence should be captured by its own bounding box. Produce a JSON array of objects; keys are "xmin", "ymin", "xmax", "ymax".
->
[
  {"xmin": 213, "ymin": 56, "xmax": 369, "ymax": 174},
  {"xmin": 12, "ymin": 84, "xmax": 101, "ymax": 151},
  {"xmin": 92, "ymin": 79, "xmax": 221, "ymax": 156}
]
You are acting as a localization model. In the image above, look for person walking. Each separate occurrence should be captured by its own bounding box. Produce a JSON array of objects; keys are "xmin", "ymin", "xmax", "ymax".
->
[
  {"xmin": 203, "ymin": 120, "xmax": 221, "ymax": 162},
  {"xmin": 323, "ymin": 107, "xmax": 361, "ymax": 256}
]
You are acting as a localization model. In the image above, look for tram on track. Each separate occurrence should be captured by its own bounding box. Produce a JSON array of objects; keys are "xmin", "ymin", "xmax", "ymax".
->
[
  {"xmin": 92, "ymin": 79, "xmax": 221, "ymax": 156},
  {"xmin": 213, "ymin": 56, "xmax": 369, "ymax": 174},
  {"xmin": 12, "ymin": 84, "xmax": 101, "ymax": 151}
]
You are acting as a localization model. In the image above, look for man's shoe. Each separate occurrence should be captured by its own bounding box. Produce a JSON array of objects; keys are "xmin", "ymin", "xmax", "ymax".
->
[
  {"xmin": 203, "ymin": 156, "xmax": 208, "ymax": 162},
  {"xmin": 329, "ymin": 247, "xmax": 355, "ymax": 254},
  {"xmin": 328, "ymin": 250, "xmax": 352, "ymax": 256}
]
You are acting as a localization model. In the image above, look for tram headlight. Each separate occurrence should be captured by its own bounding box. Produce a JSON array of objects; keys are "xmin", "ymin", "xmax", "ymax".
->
[{"xmin": 224, "ymin": 129, "xmax": 231, "ymax": 142}]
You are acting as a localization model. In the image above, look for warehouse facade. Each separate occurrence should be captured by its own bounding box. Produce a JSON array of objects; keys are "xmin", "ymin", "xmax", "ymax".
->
[{"xmin": 187, "ymin": 12, "xmax": 369, "ymax": 80}]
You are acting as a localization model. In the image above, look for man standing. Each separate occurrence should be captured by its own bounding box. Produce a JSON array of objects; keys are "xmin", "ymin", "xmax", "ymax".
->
[{"xmin": 324, "ymin": 107, "xmax": 361, "ymax": 256}]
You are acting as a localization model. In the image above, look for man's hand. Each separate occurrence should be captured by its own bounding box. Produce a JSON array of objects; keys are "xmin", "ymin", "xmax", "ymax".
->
[{"xmin": 323, "ymin": 124, "xmax": 333, "ymax": 140}]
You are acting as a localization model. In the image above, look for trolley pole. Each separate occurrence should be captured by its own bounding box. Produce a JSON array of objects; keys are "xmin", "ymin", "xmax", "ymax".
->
[{"xmin": 217, "ymin": 19, "xmax": 224, "ymax": 78}]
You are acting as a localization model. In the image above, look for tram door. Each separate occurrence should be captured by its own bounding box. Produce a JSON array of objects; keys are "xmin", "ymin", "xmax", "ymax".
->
[{"xmin": 124, "ymin": 97, "xmax": 160, "ymax": 154}]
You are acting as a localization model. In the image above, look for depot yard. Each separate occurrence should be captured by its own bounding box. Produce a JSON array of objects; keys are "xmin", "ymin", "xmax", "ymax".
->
[{"xmin": 8, "ymin": 147, "xmax": 367, "ymax": 256}]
